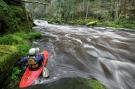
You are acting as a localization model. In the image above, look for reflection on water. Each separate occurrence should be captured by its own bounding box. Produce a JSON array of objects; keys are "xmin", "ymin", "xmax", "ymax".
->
[{"xmin": 24, "ymin": 20, "xmax": 135, "ymax": 89}]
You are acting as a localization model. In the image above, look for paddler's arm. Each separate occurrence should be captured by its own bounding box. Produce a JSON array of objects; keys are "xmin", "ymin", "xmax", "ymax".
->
[
  {"xmin": 18, "ymin": 56, "xmax": 28, "ymax": 67},
  {"xmin": 40, "ymin": 53, "xmax": 44, "ymax": 60}
]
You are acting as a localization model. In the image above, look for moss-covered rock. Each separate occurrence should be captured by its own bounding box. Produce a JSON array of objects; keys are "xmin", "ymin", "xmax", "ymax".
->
[
  {"xmin": 90, "ymin": 79, "xmax": 106, "ymax": 89},
  {"xmin": 29, "ymin": 77, "xmax": 106, "ymax": 89},
  {"xmin": 0, "ymin": 45, "xmax": 19, "ymax": 86},
  {"xmin": 0, "ymin": 45, "xmax": 19, "ymax": 71},
  {"xmin": 86, "ymin": 21, "xmax": 98, "ymax": 26},
  {"xmin": 0, "ymin": 0, "xmax": 32, "ymax": 34}
]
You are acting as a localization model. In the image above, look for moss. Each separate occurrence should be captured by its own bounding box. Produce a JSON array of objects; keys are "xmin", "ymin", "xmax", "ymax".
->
[
  {"xmin": 28, "ymin": 32, "xmax": 42, "ymax": 39},
  {"xmin": 86, "ymin": 21, "xmax": 98, "ymax": 26},
  {"xmin": 90, "ymin": 80, "xmax": 106, "ymax": 89},
  {"xmin": 17, "ymin": 44, "xmax": 30, "ymax": 56},
  {"xmin": 65, "ymin": 18, "xmax": 99, "ymax": 26},
  {"xmin": 0, "ymin": 32, "xmax": 42, "ymax": 45},
  {"xmin": 0, "ymin": 45, "xmax": 19, "ymax": 72},
  {"xmin": 0, "ymin": 31, "xmax": 42, "ymax": 69},
  {"xmin": 0, "ymin": 0, "xmax": 32, "ymax": 34},
  {"xmin": 0, "ymin": 32, "xmax": 27, "ymax": 45}
]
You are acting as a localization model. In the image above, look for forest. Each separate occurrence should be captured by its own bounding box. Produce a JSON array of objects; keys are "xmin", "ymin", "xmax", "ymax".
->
[{"xmin": 29, "ymin": 0, "xmax": 135, "ymax": 28}]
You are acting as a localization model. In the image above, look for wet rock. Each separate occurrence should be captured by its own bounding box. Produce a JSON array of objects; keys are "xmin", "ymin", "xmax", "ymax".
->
[{"xmin": 100, "ymin": 61, "xmax": 112, "ymax": 78}]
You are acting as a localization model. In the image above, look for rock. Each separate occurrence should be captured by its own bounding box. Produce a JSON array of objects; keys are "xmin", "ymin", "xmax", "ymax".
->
[
  {"xmin": 34, "ymin": 20, "xmax": 48, "ymax": 27},
  {"xmin": 86, "ymin": 21, "xmax": 98, "ymax": 26},
  {"xmin": 0, "ymin": 0, "xmax": 32, "ymax": 34},
  {"xmin": 0, "ymin": 45, "xmax": 19, "ymax": 87}
]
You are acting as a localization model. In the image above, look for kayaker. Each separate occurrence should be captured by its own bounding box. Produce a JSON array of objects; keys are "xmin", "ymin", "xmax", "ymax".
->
[{"xmin": 19, "ymin": 47, "xmax": 43, "ymax": 70}]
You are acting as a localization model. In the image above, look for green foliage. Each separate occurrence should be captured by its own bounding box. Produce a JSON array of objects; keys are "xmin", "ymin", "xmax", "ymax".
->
[
  {"xmin": 8, "ymin": 67, "xmax": 22, "ymax": 89},
  {"xmin": 67, "ymin": 18, "xmax": 98, "ymax": 26},
  {"xmin": 0, "ymin": 45, "xmax": 20, "ymax": 89},
  {"xmin": 0, "ymin": 32, "xmax": 27, "ymax": 45},
  {"xmin": 97, "ymin": 20, "xmax": 135, "ymax": 29},
  {"xmin": 43, "ymin": 17, "xmax": 64, "ymax": 24},
  {"xmin": 0, "ymin": 0, "xmax": 32, "ymax": 34},
  {"xmin": 11, "ymin": 67, "xmax": 22, "ymax": 81},
  {"xmin": 90, "ymin": 80, "xmax": 106, "ymax": 89},
  {"xmin": 86, "ymin": 21, "xmax": 98, "ymax": 26},
  {"xmin": 17, "ymin": 44, "xmax": 30, "ymax": 56},
  {"xmin": 0, "ymin": 32, "xmax": 42, "ymax": 45},
  {"xmin": 39, "ymin": 0, "xmax": 135, "ymax": 29},
  {"xmin": 0, "ymin": 45, "xmax": 19, "ymax": 72},
  {"xmin": 0, "ymin": 31, "xmax": 42, "ymax": 70},
  {"xmin": 28, "ymin": 32, "xmax": 42, "ymax": 39}
]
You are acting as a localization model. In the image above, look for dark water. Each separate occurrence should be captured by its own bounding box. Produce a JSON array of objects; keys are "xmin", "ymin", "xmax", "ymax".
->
[{"xmin": 23, "ymin": 20, "xmax": 135, "ymax": 89}]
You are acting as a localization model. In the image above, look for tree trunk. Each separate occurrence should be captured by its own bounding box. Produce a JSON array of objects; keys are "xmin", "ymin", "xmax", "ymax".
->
[
  {"xmin": 85, "ymin": 3, "xmax": 89, "ymax": 19},
  {"xmin": 115, "ymin": 0, "xmax": 120, "ymax": 21}
]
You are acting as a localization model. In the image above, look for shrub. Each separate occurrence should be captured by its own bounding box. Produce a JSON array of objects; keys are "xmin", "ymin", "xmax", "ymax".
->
[
  {"xmin": 16, "ymin": 44, "xmax": 30, "ymax": 56},
  {"xmin": 28, "ymin": 32, "xmax": 42, "ymax": 39}
]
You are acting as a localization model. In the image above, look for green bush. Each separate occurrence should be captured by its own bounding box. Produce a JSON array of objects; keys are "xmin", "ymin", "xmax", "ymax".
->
[
  {"xmin": 0, "ymin": 31, "xmax": 42, "ymax": 57},
  {"xmin": 0, "ymin": 32, "xmax": 27, "ymax": 45},
  {"xmin": 43, "ymin": 17, "xmax": 65, "ymax": 24},
  {"xmin": 17, "ymin": 44, "xmax": 30, "ymax": 56},
  {"xmin": 0, "ymin": 32, "xmax": 42, "ymax": 45},
  {"xmin": 11, "ymin": 67, "xmax": 22, "ymax": 83},
  {"xmin": 96, "ymin": 20, "xmax": 135, "ymax": 29},
  {"xmin": 28, "ymin": 32, "xmax": 42, "ymax": 39}
]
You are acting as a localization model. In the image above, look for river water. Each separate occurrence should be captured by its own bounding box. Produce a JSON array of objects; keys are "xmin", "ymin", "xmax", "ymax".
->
[{"xmin": 24, "ymin": 20, "xmax": 135, "ymax": 89}]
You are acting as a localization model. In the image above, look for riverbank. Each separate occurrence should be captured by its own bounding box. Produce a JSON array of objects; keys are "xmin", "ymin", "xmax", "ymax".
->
[
  {"xmin": 0, "ymin": 31, "xmax": 42, "ymax": 89},
  {"xmin": 43, "ymin": 17, "xmax": 135, "ymax": 29}
]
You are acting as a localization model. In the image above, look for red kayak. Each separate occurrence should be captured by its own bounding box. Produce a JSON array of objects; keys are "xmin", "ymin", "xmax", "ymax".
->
[{"xmin": 19, "ymin": 51, "xmax": 48, "ymax": 88}]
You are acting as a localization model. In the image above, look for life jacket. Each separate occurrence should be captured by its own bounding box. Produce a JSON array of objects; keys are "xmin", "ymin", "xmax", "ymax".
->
[{"xmin": 28, "ymin": 56, "xmax": 39, "ymax": 69}]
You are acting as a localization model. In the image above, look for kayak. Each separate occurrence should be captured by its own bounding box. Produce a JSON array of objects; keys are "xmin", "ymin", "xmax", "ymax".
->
[{"xmin": 19, "ymin": 51, "xmax": 48, "ymax": 88}]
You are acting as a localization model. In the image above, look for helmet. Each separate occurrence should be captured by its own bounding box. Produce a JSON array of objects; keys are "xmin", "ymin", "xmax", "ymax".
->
[{"xmin": 29, "ymin": 48, "xmax": 40, "ymax": 56}]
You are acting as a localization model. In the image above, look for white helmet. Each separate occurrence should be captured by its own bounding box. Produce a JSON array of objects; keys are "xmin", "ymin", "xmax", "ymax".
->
[{"xmin": 29, "ymin": 48, "xmax": 40, "ymax": 56}]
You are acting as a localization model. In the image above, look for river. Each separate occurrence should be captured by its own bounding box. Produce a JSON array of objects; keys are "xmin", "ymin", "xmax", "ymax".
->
[{"xmin": 23, "ymin": 20, "xmax": 135, "ymax": 89}]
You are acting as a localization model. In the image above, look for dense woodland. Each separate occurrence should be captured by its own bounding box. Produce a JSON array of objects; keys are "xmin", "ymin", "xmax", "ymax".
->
[
  {"xmin": 44, "ymin": 0, "xmax": 135, "ymax": 21},
  {"xmin": 29, "ymin": 0, "xmax": 135, "ymax": 28}
]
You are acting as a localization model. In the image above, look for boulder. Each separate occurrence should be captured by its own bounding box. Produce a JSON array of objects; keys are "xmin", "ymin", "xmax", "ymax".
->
[{"xmin": 0, "ymin": 45, "xmax": 19, "ymax": 87}]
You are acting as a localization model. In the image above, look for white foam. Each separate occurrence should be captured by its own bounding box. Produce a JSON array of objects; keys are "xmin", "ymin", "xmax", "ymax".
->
[
  {"xmin": 34, "ymin": 20, "xmax": 48, "ymax": 26},
  {"xmin": 83, "ymin": 44, "xmax": 95, "ymax": 49}
]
